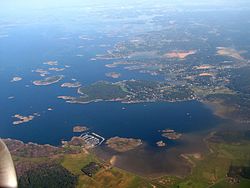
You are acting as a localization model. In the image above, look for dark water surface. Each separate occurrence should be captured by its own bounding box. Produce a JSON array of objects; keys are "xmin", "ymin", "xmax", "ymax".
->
[
  {"xmin": 0, "ymin": 22, "xmax": 223, "ymax": 176},
  {"xmin": 0, "ymin": 26, "xmax": 221, "ymax": 146}
]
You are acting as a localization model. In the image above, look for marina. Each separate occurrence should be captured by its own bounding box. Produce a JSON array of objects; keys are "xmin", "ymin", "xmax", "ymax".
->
[{"xmin": 79, "ymin": 132, "xmax": 105, "ymax": 148}]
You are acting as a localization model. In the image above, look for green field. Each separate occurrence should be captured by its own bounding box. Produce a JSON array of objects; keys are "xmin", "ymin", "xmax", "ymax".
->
[{"xmin": 10, "ymin": 129, "xmax": 250, "ymax": 188}]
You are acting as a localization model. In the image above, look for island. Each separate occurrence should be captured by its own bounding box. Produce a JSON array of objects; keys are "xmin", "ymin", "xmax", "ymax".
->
[
  {"xmin": 156, "ymin": 140, "xmax": 166, "ymax": 147},
  {"xmin": 161, "ymin": 129, "xmax": 182, "ymax": 140},
  {"xmin": 43, "ymin": 61, "xmax": 58, "ymax": 66},
  {"xmin": 73, "ymin": 126, "xmax": 88, "ymax": 133},
  {"xmin": 61, "ymin": 82, "xmax": 81, "ymax": 88},
  {"xmin": 11, "ymin": 77, "xmax": 22, "ymax": 82},
  {"xmin": 33, "ymin": 75, "xmax": 63, "ymax": 86},
  {"xmin": 33, "ymin": 69, "xmax": 49, "ymax": 77},
  {"xmin": 12, "ymin": 114, "xmax": 35, "ymax": 125},
  {"xmin": 49, "ymin": 67, "xmax": 65, "ymax": 72},
  {"xmin": 105, "ymin": 72, "xmax": 121, "ymax": 79},
  {"xmin": 106, "ymin": 137, "xmax": 142, "ymax": 152}
]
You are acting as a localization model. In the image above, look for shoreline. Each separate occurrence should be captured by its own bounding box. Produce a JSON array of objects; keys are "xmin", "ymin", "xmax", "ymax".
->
[
  {"xmin": 201, "ymin": 99, "xmax": 235, "ymax": 120},
  {"xmin": 2, "ymin": 100, "xmax": 226, "ymax": 179}
]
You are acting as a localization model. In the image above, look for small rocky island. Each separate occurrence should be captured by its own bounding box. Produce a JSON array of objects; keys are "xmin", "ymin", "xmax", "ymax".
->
[
  {"xmin": 161, "ymin": 129, "xmax": 182, "ymax": 140},
  {"xmin": 33, "ymin": 75, "xmax": 63, "ymax": 86},
  {"xmin": 156, "ymin": 140, "xmax": 166, "ymax": 147},
  {"xmin": 11, "ymin": 77, "xmax": 22, "ymax": 82},
  {"xmin": 49, "ymin": 67, "xmax": 65, "ymax": 72},
  {"xmin": 33, "ymin": 69, "xmax": 49, "ymax": 77},
  {"xmin": 12, "ymin": 113, "xmax": 40, "ymax": 125},
  {"xmin": 43, "ymin": 61, "xmax": 58, "ymax": 66},
  {"xmin": 73, "ymin": 126, "xmax": 88, "ymax": 133},
  {"xmin": 106, "ymin": 137, "xmax": 142, "ymax": 152}
]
